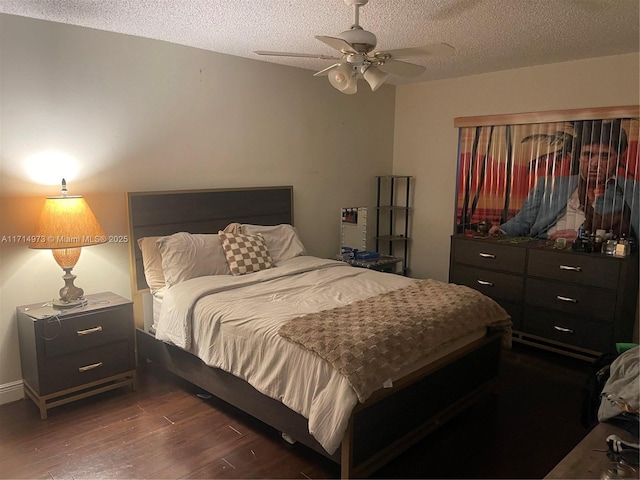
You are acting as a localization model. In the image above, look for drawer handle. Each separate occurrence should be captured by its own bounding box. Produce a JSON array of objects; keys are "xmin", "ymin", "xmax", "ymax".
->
[
  {"xmin": 554, "ymin": 326, "xmax": 574, "ymax": 334},
  {"xmin": 559, "ymin": 265, "xmax": 582, "ymax": 272},
  {"xmin": 479, "ymin": 253, "xmax": 496, "ymax": 259},
  {"xmin": 477, "ymin": 280, "xmax": 494, "ymax": 286},
  {"xmin": 77, "ymin": 326, "xmax": 103, "ymax": 336},
  {"xmin": 78, "ymin": 362, "xmax": 103, "ymax": 372},
  {"xmin": 556, "ymin": 295, "xmax": 578, "ymax": 303}
]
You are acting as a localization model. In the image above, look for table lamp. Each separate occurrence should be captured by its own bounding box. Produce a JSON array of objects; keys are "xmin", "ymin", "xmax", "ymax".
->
[{"xmin": 29, "ymin": 179, "xmax": 106, "ymax": 308}]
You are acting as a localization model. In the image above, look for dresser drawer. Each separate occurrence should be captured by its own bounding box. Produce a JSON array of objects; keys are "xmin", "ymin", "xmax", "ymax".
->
[
  {"xmin": 527, "ymin": 249, "xmax": 620, "ymax": 288},
  {"xmin": 452, "ymin": 239, "xmax": 527, "ymax": 274},
  {"xmin": 38, "ymin": 340, "xmax": 133, "ymax": 395},
  {"xmin": 43, "ymin": 307, "xmax": 133, "ymax": 358},
  {"xmin": 525, "ymin": 278, "xmax": 616, "ymax": 323},
  {"xmin": 522, "ymin": 308, "xmax": 612, "ymax": 352},
  {"xmin": 451, "ymin": 265, "xmax": 524, "ymax": 303}
]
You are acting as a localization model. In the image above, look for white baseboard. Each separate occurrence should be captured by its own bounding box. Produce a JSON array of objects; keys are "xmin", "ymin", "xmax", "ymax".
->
[{"xmin": 0, "ymin": 380, "xmax": 25, "ymax": 406}]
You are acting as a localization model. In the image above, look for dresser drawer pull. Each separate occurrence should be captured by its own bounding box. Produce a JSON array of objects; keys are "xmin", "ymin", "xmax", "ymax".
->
[
  {"xmin": 559, "ymin": 265, "xmax": 582, "ymax": 272},
  {"xmin": 77, "ymin": 326, "xmax": 103, "ymax": 336},
  {"xmin": 78, "ymin": 362, "xmax": 103, "ymax": 372},
  {"xmin": 556, "ymin": 295, "xmax": 578, "ymax": 303},
  {"xmin": 553, "ymin": 326, "xmax": 574, "ymax": 334},
  {"xmin": 477, "ymin": 280, "xmax": 494, "ymax": 286},
  {"xmin": 478, "ymin": 253, "xmax": 496, "ymax": 259}
]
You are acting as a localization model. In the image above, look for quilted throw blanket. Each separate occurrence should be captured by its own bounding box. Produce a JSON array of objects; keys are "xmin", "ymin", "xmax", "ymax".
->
[{"xmin": 278, "ymin": 279, "xmax": 511, "ymax": 403}]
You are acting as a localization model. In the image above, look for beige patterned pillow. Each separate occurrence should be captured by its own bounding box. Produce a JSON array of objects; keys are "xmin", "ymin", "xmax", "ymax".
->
[{"xmin": 218, "ymin": 231, "xmax": 274, "ymax": 276}]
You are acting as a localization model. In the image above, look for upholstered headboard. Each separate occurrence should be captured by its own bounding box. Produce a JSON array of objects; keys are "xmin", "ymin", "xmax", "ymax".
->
[{"xmin": 127, "ymin": 186, "xmax": 293, "ymax": 293}]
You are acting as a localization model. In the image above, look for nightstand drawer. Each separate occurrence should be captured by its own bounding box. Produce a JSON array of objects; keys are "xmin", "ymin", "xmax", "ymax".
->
[
  {"xmin": 452, "ymin": 239, "xmax": 526, "ymax": 274},
  {"xmin": 43, "ymin": 307, "xmax": 133, "ymax": 358},
  {"xmin": 38, "ymin": 340, "xmax": 133, "ymax": 395},
  {"xmin": 525, "ymin": 278, "xmax": 616, "ymax": 323},
  {"xmin": 522, "ymin": 309, "xmax": 612, "ymax": 352},
  {"xmin": 450, "ymin": 265, "xmax": 524, "ymax": 303},
  {"xmin": 527, "ymin": 249, "xmax": 620, "ymax": 288}
]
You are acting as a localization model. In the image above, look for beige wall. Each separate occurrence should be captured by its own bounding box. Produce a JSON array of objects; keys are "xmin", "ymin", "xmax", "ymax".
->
[
  {"xmin": 394, "ymin": 52, "xmax": 640, "ymax": 341},
  {"xmin": 0, "ymin": 14, "xmax": 396, "ymax": 402}
]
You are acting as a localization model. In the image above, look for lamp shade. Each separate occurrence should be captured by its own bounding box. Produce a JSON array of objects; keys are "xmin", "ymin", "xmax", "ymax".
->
[
  {"xmin": 363, "ymin": 66, "xmax": 389, "ymax": 91},
  {"xmin": 328, "ymin": 63, "xmax": 357, "ymax": 94},
  {"xmin": 29, "ymin": 196, "xmax": 106, "ymax": 250}
]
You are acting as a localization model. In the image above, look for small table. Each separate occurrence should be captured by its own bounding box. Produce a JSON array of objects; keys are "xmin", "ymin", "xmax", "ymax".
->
[{"xmin": 545, "ymin": 422, "xmax": 638, "ymax": 479}]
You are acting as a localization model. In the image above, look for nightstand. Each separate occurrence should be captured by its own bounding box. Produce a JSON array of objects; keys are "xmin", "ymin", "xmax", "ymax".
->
[{"xmin": 17, "ymin": 291, "xmax": 136, "ymax": 419}]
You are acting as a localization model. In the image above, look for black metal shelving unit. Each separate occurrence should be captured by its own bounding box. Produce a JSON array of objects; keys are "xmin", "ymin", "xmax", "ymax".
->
[{"xmin": 375, "ymin": 175, "xmax": 411, "ymax": 275}]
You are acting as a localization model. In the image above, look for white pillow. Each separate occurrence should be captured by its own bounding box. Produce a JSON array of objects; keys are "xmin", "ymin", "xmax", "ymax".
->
[
  {"xmin": 218, "ymin": 231, "xmax": 274, "ymax": 276},
  {"xmin": 241, "ymin": 224, "xmax": 306, "ymax": 263},
  {"xmin": 137, "ymin": 236, "xmax": 166, "ymax": 292},
  {"xmin": 156, "ymin": 232, "xmax": 230, "ymax": 286}
]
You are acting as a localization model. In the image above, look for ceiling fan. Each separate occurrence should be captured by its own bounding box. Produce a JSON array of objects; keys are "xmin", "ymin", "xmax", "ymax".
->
[{"xmin": 255, "ymin": 0, "xmax": 455, "ymax": 94}]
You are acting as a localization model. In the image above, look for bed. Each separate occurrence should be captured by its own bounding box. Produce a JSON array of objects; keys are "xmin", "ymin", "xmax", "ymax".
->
[{"xmin": 128, "ymin": 186, "xmax": 511, "ymax": 478}]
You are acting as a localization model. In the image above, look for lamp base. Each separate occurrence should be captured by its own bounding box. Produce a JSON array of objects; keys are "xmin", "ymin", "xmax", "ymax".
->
[
  {"xmin": 53, "ymin": 297, "xmax": 85, "ymax": 309},
  {"xmin": 56, "ymin": 267, "xmax": 85, "ymax": 309}
]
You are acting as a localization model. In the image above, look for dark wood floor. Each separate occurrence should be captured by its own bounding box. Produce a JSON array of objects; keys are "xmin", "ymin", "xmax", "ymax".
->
[{"xmin": 0, "ymin": 343, "xmax": 594, "ymax": 479}]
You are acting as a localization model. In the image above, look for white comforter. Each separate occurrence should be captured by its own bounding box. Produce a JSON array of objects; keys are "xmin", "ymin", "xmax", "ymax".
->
[{"xmin": 156, "ymin": 256, "xmax": 416, "ymax": 454}]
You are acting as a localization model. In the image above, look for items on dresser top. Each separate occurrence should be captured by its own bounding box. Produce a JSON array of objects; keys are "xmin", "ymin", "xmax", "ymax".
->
[
  {"xmin": 449, "ymin": 234, "xmax": 639, "ymax": 360},
  {"xmin": 17, "ymin": 291, "xmax": 136, "ymax": 419}
]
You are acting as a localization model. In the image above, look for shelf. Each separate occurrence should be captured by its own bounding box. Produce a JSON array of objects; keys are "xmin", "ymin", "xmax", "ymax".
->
[
  {"xmin": 375, "ymin": 176, "xmax": 411, "ymax": 275},
  {"xmin": 376, "ymin": 235, "xmax": 410, "ymax": 242},
  {"xmin": 376, "ymin": 206, "xmax": 411, "ymax": 211}
]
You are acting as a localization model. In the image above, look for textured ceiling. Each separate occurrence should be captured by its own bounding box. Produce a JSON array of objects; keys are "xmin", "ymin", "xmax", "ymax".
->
[{"xmin": 1, "ymin": 0, "xmax": 638, "ymax": 85}]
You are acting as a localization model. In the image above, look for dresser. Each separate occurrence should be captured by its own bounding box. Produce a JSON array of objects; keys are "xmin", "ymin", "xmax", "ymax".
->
[
  {"xmin": 449, "ymin": 235, "xmax": 639, "ymax": 360},
  {"xmin": 17, "ymin": 291, "xmax": 136, "ymax": 419}
]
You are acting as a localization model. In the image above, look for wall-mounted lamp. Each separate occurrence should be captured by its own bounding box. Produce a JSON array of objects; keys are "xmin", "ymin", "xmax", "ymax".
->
[{"xmin": 29, "ymin": 180, "xmax": 106, "ymax": 308}]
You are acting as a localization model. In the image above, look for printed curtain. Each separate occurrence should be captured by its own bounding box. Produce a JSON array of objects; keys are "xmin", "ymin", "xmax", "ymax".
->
[{"xmin": 455, "ymin": 112, "xmax": 639, "ymax": 241}]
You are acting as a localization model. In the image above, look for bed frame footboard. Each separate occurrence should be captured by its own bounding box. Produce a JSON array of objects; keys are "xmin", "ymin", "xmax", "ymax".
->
[
  {"xmin": 341, "ymin": 332, "xmax": 501, "ymax": 478},
  {"xmin": 136, "ymin": 329, "xmax": 501, "ymax": 478}
]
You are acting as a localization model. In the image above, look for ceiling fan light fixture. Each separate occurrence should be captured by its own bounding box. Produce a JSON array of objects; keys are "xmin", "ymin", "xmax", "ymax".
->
[
  {"xmin": 328, "ymin": 63, "xmax": 357, "ymax": 94},
  {"xmin": 362, "ymin": 65, "xmax": 388, "ymax": 91},
  {"xmin": 254, "ymin": 0, "xmax": 454, "ymax": 95}
]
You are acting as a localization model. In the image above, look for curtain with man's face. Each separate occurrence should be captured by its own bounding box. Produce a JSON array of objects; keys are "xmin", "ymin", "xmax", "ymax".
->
[{"xmin": 455, "ymin": 117, "xmax": 639, "ymax": 240}]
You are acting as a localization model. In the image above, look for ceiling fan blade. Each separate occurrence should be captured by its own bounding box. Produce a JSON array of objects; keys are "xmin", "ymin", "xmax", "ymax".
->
[
  {"xmin": 378, "ymin": 59, "xmax": 426, "ymax": 77},
  {"xmin": 254, "ymin": 50, "xmax": 341, "ymax": 60},
  {"xmin": 313, "ymin": 63, "xmax": 341, "ymax": 77},
  {"xmin": 315, "ymin": 35, "xmax": 357, "ymax": 54},
  {"xmin": 376, "ymin": 43, "xmax": 456, "ymax": 60}
]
